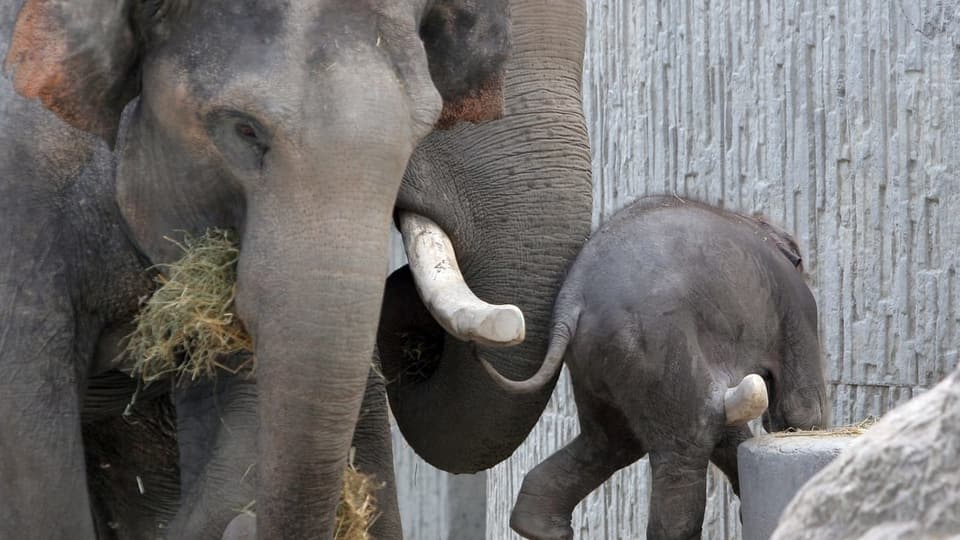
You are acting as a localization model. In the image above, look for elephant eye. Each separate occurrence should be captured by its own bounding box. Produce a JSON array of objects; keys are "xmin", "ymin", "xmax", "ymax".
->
[
  {"xmin": 236, "ymin": 123, "xmax": 259, "ymax": 143},
  {"xmin": 206, "ymin": 110, "xmax": 270, "ymax": 172}
]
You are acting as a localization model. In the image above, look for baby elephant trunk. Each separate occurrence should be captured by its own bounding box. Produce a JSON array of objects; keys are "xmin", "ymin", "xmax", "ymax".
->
[{"xmin": 724, "ymin": 374, "xmax": 769, "ymax": 426}]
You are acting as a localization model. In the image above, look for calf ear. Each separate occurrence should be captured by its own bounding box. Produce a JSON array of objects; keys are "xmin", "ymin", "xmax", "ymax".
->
[
  {"xmin": 4, "ymin": 0, "xmax": 141, "ymax": 146},
  {"xmin": 421, "ymin": 0, "xmax": 510, "ymax": 130},
  {"xmin": 777, "ymin": 240, "xmax": 803, "ymax": 272},
  {"xmin": 757, "ymin": 218, "xmax": 804, "ymax": 271}
]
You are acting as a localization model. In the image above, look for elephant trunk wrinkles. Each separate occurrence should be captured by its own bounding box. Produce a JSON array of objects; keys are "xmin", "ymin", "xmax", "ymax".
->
[
  {"xmin": 235, "ymin": 167, "xmax": 401, "ymax": 535},
  {"xmin": 777, "ymin": 385, "xmax": 830, "ymax": 432},
  {"xmin": 381, "ymin": 0, "xmax": 591, "ymax": 473}
]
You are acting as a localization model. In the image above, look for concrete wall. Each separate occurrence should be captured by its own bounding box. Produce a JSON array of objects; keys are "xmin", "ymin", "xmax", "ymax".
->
[
  {"xmin": 488, "ymin": 0, "xmax": 960, "ymax": 538},
  {"xmin": 393, "ymin": 0, "xmax": 960, "ymax": 538}
]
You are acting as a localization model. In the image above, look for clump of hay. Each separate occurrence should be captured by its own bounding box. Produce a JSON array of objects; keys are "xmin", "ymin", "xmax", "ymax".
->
[
  {"xmin": 336, "ymin": 449, "xmax": 382, "ymax": 540},
  {"xmin": 773, "ymin": 416, "xmax": 878, "ymax": 438},
  {"xmin": 238, "ymin": 449, "xmax": 382, "ymax": 540},
  {"xmin": 122, "ymin": 229, "xmax": 253, "ymax": 384}
]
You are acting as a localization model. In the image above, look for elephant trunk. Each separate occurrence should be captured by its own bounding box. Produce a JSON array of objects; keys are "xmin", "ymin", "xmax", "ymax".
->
[
  {"xmin": 379, "ymin": 0, "xmax": 592, "ymax": 473},
  {"xmin": 774, "ymin": 385, "xmax": 830, "ymax": 432},
  {"xmin": 233, "ymin": 93, "xmax": 415, "ymax": 533},
  {"xmin": 236, "ymin": 194, "xmax": 395, "ymax": 535},
  {"xmin": 379, "ymin": 252, "xmax": 577, "ymax": 472}
]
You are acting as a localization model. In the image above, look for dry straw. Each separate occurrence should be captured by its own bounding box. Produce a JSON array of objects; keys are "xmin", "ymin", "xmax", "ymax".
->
[
  {"xmin": 238, "ymin": 449, "xmax": 382, "ymax": 540},
  {"xmin": 335, "ymin": 448, "xmax": 383, "ymax": 540},
  {"xmin": 773, "ymin": 416, "xmax": 878, "ymax": 438},
  {"xmin": 122, "ymin": 229, "xmax": 253, "ymax": 384}
]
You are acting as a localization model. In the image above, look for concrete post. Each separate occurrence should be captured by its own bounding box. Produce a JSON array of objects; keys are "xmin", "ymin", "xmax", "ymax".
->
[{"xmin": 737, "ymin": 435, "xmax": 858, "ymax": 540}]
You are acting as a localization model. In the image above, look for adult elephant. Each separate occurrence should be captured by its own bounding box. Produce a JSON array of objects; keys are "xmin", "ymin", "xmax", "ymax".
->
[
  {"xmin": 379, "ymin": 0, "xmax": 592, "ymax": 474},
  {"xmin": 0, "ymin": 0, "xmax": 591, "ymax": 539}
]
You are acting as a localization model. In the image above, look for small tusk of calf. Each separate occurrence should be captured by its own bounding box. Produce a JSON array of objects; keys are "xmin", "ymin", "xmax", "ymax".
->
[
  {"xmin": 724, "ymin": 374, "xmax": 769, "ymax": 426},
  {"xmin": 399, "ymin": 212, "xmax": 525, "ymax": 347}
]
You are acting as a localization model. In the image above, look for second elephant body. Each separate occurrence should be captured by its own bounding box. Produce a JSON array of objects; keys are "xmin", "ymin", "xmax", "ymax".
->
[{"xmin": 486, "ymin": 196, "xmax": 829, "ymax": 540}]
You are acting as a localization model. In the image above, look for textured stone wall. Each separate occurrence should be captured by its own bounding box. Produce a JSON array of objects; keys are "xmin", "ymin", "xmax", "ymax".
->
[{"xmin": 486, "ymin": 0, "xmax": 960, "ymax": 538}]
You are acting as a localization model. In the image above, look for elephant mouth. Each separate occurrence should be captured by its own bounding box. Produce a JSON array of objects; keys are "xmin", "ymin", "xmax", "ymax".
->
[{"xmin": 396, "ymin": 211, "xmax": 525, "ymax": 348}]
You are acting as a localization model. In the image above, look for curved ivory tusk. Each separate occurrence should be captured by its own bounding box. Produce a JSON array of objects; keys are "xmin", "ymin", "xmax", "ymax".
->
[
  {"xmin": 399, "ymin": 212, "xmax": 525, "ymax": 347},
  {"xmin": 724, "ymin": 374, "xmax": 769, "ymax": 426}
]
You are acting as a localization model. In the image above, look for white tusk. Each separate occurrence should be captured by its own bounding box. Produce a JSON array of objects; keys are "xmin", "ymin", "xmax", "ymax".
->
[
  {"xmin": 399, "ymin": 212, "xmax": 525, "ymax": 347},
  {"xmin": 725, "ymin": 374, "xmax": 769, "ymax": 426}
]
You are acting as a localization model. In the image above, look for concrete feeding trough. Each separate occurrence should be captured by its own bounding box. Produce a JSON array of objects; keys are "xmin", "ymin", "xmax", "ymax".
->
[{"xmin": 737, "ymin": 429, "xmax": 866, "ymax": 540}]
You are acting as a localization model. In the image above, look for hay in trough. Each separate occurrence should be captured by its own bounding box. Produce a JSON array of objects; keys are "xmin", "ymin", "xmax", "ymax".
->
[
  {"xmin": 773, "ymin": 416, "xmax": 878, "ymax": 438},
  {"xmin": 122, "ymin": 229, "xmax": 253, "ymax": 384}
]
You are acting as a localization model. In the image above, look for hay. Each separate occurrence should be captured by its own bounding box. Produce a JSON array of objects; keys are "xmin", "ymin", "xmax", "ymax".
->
[
  {"xmin": 123, "ymin": 230, "xmax": 380, "ymax": 537},
  {"xmin": 336, "ymin": 449, "xmax": 382, "ymax": 540},
  {"xmin": 773, "ymin": 416, "xmax": 878, "ymax": 438},
  {"xmin": 122, "ymin": 229, "xmax": 253, "ymax": 384},
  {"xmin": 236, "ymin": 450, "xmax": 382, "ymax": 540}
]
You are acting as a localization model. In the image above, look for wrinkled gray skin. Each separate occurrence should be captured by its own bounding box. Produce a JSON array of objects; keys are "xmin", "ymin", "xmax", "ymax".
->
[
  {"xmin": 0, "ymin": 0, "xmax": 591, "ymax": 538},
  {"xmin": 485, "ymin": 197, "xmax": 829, "ymax": 540}
]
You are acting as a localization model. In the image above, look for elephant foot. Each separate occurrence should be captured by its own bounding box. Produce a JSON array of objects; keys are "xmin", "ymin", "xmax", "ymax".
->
[
  {"xmin": 510, "ymin": 493, "xmax": 573, "ymax": 540},
  {"xmin": 510, "ymin": 510, "xmax": 573, "ymax": 540}
]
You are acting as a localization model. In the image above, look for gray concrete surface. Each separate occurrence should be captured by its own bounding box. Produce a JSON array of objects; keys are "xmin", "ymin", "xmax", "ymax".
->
[{"xmin": 738, "ymin": 435, "xmax": 857, "ymax": 540}]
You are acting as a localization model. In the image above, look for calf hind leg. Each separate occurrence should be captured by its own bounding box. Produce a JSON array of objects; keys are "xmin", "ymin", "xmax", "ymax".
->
[
  {"xmin": 709, "ymin": 425, "xmax": 753, "ymax": 496},
  {"xmin": 647, "ymin": 450, "xmax": 711, "ymax": 540},
  {"xmin": 510, "ymin": 434, "xmax": 638, "ymax": 540}
]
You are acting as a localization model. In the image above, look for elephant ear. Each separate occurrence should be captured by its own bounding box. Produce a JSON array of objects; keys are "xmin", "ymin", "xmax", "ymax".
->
[
  {"xmin": 4, "ymin": 0, "xmax": 141, "ymax": 147},
  {"xmin": 421, "ymin": 0, "xmax": 510, "ymax": 130},
  {"xmin": 756, "ymin": 217, "xmax": 804, "ymax": 272}
]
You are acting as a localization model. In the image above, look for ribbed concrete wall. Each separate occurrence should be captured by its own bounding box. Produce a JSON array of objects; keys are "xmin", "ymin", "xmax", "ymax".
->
[{"xmin": 487, "ymin": 0, "xmax": 960, "ymax": 538}]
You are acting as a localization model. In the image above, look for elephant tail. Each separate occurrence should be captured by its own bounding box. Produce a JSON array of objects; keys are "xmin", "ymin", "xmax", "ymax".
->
[{"xmin": 479, "ymin": 306, "xmax": 578, "ymax": 395}]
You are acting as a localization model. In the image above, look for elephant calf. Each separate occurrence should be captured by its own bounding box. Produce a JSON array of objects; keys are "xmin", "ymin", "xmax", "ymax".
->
[{"xmin": 484, "ymin": 196, "xmax": 829, "ymax": 540}]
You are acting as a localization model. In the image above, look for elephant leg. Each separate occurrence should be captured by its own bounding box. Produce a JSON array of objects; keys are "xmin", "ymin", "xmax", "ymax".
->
[
  {"xmin": 82, "ymin": 386, "xmax": 181, "ymax": 540},
  {"xmin": 709, "ymin": 425, "xmax": 753, "ymax": 496},
  {"xmin": 351, "ymin": 361, "xmax": 402, "ymax": 540},
  {"xmin": 168, "ymin": 361, "xmax": 395, "ymax": 540},
  {"xmin": 510, "ymin": 433, "xmax": 639, "ymax": 540},
  {"xmin": 647, "ymin": 450, "xmax": 711, "ymax": 540},
  {"xmin": 167, "ymin": 368, "xmax": 258, "ymax": 540},
  {"xmin": 0, "ymin": 288, "xmax": 98, "ymax": 539}
]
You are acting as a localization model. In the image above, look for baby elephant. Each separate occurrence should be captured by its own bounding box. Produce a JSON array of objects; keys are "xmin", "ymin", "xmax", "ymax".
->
[{"xmin": 484, "ymin": 196, "xmax": 829, "ymax": 540}]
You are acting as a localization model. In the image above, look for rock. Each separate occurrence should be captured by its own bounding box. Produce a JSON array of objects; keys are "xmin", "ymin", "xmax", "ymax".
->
[{"xmin": 771, "ymin": 368, "xmax": 960, "ymax": 539}]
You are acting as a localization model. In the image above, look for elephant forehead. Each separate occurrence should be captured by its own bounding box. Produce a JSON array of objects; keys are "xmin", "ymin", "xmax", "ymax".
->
[{"xmin": 154, "ymin": 1, "xmax": 415, "ymax": 100}]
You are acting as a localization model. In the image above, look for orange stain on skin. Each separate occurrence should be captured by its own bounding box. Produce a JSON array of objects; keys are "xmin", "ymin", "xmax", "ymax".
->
[
  {"xmin": 435, "ymin": 74, "xmax": 505, "ymax": 130},
  {"xmin": 4, "ymin": 0, "xmax": 80, "ymax": 124}
]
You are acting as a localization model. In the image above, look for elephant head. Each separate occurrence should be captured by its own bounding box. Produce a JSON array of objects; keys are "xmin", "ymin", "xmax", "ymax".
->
[
  {"xmin": 5, "ymin": 0, "xmax": 513, "ymax": 535},
  {"xmin": 377, "ymin": 0, "xmax": 593, "ymax": 472},
  {"xmin": 744, "ymin": 214, "xmax": 828, "ymax": 433}
]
